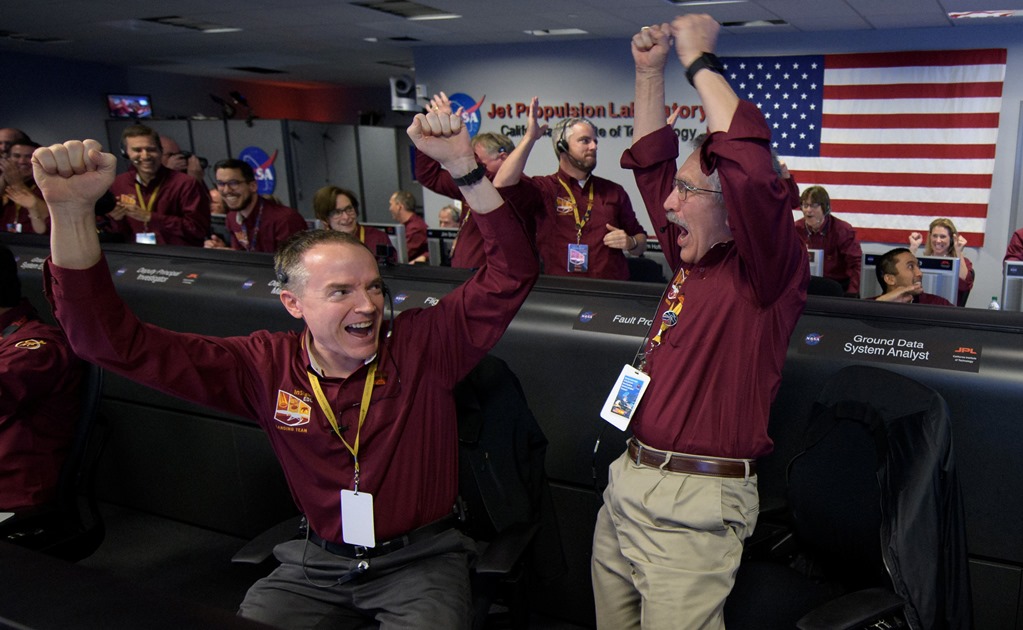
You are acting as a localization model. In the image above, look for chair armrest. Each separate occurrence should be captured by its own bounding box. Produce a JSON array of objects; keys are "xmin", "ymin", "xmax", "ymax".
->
[
  {"xmin": 797, "ymin": 587, "xmax": 905, "ymax": 630},
  {"xmin": 231, "ymin": 514, "xmax": 303, "ymax": 564},
  {"xmin": 474, "ymin": 522, "xmax": 539, "ymax": 576}
]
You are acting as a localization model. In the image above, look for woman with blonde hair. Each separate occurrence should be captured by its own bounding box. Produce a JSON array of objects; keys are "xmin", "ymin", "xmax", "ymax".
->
[{"xmin": 908, "ymin": 217, "xmax": 974, "ymax": 306}]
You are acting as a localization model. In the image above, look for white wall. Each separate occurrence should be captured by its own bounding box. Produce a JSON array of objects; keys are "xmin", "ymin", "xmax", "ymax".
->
[{"xmin": 414, "ymin": 23, "xmax": 1023, "ymax": 308}]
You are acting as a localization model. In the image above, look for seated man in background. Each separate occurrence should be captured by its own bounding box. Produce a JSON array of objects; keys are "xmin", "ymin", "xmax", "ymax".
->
[
  {"xmin": 871, "ymin": 247, "xmax": 953, "ymax": 305},
  {"xmin": 438, "ymin": 204, "xmax": 460, "ymax": 228},
  {"xmin": 0, "ymin": 244, "xmax": 83, "ymax": 511},
  {"xmin": 204, "ymin": 159, "xmax": 307, "ymax": 253},
  {"xmin": 2, "ymin": 140, "xmax": 49, "ymax": 234},
  {"xmin": 1005, "ymin": 226, "xmax": 1023, "ymax": 262},
  {"xmin": 34, "ymin": 106, "xmax": 538, "ymax": 628},
  {"xmin": 388, "ymin": 189, "xmax": 429, "ymax": 263},
  {"xmin": 313, "ymin": 184, "xmax": 395, "ymax": 264},
  {"xmin": 794, "ymin": 185, "xmax": 862, "ymax": 297},
  {"xmin": 0, "ymin": 128, "xmax": 30, "ymax": 160},
  {"xmin": 106, "ymin": 124, "xmax": 210, "ymax": 246}
]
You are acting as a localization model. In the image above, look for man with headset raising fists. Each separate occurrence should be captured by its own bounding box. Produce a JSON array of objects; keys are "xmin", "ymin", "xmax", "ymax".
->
[
  {"xmin": 34, "ymin": 107, "xmax": 538, "ymax": 629},
  {"xmin": 496, "ymin": 98, "xmax": 647, "ymax": 280}
]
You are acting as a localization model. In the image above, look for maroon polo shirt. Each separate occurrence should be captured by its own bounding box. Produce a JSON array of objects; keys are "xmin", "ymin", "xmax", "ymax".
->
[
  {"xmin": 795, "ymin": 214, "xmax": 863, "ymax": 296},
  {"xmin": 619, "ymin": 100, "xmax": 808, "ymax": 459},
  {"xmin": 225, "ymin": 199, "xmax": 308, "ymax": 253},
  {"xmin": 107, "ymin": 165, "xmax": 211, "ymax": 246},
  {"xmin": 45, "ymin": 200, "xmax": 538, "ymax": 543}
]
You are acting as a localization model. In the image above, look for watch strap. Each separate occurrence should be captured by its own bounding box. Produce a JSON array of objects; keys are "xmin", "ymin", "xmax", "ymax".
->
[
  {"xmin": 685, "ymin": 52, "xmax": 725, "ymax": 87},
  {"xmin": 452, "ymin": 163, "xmax": 487, "ymax": 187}
]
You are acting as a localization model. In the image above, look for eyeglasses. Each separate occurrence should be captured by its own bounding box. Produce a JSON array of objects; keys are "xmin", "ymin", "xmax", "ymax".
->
[
  {"xmin": 215, "ymin": 179, "xmax": 248, "ymax": 189},
  {"xmin": 329, "ymin": 205, "xmax": 358, "ymax": 217},
  {"xmin": 801, "ymin": 202, "xmax": 822, "ymax": 210},
  {"xmin": 674, "ymin": 178, "xmax": 721, "ymax": 201}
]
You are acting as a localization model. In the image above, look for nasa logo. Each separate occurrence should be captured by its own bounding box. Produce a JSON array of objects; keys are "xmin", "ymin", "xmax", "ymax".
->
[
  {"xmin": 447, "ymin": 93, "xmax": 486, "ymax": 138},
  {"xmin": 238, "ymin": 146, "xmax": 278, "ymax": 196},
  {"xmin": 394, "ymin": 292, "xmax": 408, "ymax": 305},
  {"xmin": 805, "ymin": 332, "xmax": 822, "ymax": 346},
  {"xmin": 115, "ymin": 267, "xmax": 128, "ymax": 276},
  {"xmin": 579, "ymin": 311, "xmax": 595, "ymax": 323},
  {"xmin": 242, "ymin": 280, "xmax": 255, "ymax": 290}
]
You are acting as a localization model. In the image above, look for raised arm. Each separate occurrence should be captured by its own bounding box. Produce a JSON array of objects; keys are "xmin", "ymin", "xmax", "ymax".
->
[
  {"xmin": 33, "ymin": 140, "xmax": 117, "ymax": 269},
  {"xmin": 672, "ymin": 15, "xmax": 737, "ymax": 134},
  {"xmin": 407, "ymin": 111, "xmax": 502, "ymax": 214},
  {"xmin": 631, "ymin": 23, "xmax": 672, "ymax": 143},
  {"xmin": 492, "ymin": 97, "xmax": 547, "ymax": 188}
]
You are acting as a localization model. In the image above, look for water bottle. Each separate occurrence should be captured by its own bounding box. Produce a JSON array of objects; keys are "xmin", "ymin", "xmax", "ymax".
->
[{"xmin": 989, "ymin": 296, "xmax": 1000, "ymax": 310}]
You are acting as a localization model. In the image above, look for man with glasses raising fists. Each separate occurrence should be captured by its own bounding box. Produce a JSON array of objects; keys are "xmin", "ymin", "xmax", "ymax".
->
[{"xmin": 590, "ymin": 15, "xmax": 809, "ymax": 629}]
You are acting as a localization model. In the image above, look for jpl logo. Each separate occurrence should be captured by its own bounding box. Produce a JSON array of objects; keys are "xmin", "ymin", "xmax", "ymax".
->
[{"xmin": 239, "ymin": 146, "xmax": 278, "ymax": 196}]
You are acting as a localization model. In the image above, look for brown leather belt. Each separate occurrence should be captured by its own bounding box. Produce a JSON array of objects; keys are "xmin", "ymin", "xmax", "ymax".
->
[{"xmin": 627, "ymin": 439, "xmax": 755, "ymax": 478}]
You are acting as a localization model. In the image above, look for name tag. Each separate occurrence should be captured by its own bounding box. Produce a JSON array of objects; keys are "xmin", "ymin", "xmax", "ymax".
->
[
  {"xmin": 340, "ymin": 489, "xmax": 376, "ymax": 547},
  {"xmin": 136, "ymin": 232, "xmax": 157, "ymax": 245},
  {"xmin": 567, "ymin": 243, "xmax": 589, "ymax": 273},
  {"xmin": 600, "ymin": 364, "xmax": 651, "ymax": 431}
]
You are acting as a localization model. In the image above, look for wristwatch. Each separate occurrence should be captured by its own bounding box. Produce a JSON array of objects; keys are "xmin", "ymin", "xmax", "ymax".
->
[
  {"xmin": 686, "ymin": 52, "xmax": 725, "ymax": 87},
  {"xmin": 452, "ymin": 163, "xmax": 487, "ymax": 187}
]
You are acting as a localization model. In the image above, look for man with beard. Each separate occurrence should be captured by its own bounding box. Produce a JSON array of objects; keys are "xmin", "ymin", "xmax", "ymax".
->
[
  {"xmin": 204, "ymin": 159, "xmax": 307, "ymax": 253},
  {"xmin": 495, "ymin": 101, "xmax": 646, "ymax": 280},
  {"xmin": 106, "ymin": 124, "xmax": 210, "ymax": 246}
]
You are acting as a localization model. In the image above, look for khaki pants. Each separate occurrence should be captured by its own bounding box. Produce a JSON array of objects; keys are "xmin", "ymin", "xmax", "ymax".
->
[{"xmin": 591, "ymin": 450, "xmax": 759, "ymax": 630}]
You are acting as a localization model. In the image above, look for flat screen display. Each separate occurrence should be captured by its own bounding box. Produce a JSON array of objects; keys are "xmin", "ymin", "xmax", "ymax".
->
[{"xmin": 106, "ymin": 94, "xmax": 153, "ymax": 119}]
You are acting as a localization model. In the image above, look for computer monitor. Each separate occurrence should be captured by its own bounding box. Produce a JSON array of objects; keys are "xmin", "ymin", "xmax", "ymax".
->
[
  {"xmin": 106, "ymin": 94, "xmax": 153, "ymax": 119},
  {"xmin": 427, "ymin": 228, "xmax": 459, "ymax": 267},
  {"xmin": 860, "ymin": 253, "xmax": 959, "ymax": 304},
  {"xmin": 1001, "ymin": 261, "xmax": 1023, "ymax": 311},
  {"xmin": 807, "ymin": 249, "xmax": 824, "ymax": 277},
  {"xmin": 363, "ymin": 222, "xmax": 408, "ymax": 264}
]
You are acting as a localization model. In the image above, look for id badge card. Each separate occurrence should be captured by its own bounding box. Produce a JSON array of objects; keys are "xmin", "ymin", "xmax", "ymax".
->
[
  {"xmin": 136, "ymin": 232, "xmax": 157, "ymax": 245},
  {"xmin": 340, "ymin": 489, "xmax": 376, "ymax": 547},
  {"xmin": 567, "ymin": 243, "xmax": 589, "ymax": 273},
  {"xmin": 600, "ymin": 364, "xmax": 651, "ymax": 431}
]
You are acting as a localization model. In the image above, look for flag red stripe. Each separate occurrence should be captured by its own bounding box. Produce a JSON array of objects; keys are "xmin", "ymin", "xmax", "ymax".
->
[
  {"xmin": 821, "ymin": 199, "xmax": 990, "ymax": 219},
  {"xmin": 825, "ymin": 48, "xmax": 1007, "ymax": 69},
  {"xmin": 820, "ymin": 144, "xmax": 996, "ymax": 159},
  {"xmin": 857, "ymin": 227, "xmax": 986, "ymax": 246},
  {"xmin": 824, "ymin": 82, "xmax": 1004, "ymax": 99},
  {"xmin": 822, "ymin": 112, "xmax": 1000, "ymax": 129},
  {"xmin": 792, "ymin": 170, "xmax": 992, "ymax": 189}
]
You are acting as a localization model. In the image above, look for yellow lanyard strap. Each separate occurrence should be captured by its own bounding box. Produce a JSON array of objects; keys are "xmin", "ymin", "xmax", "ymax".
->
[
  {"xmin": 558, "ymin": 178, "xmax": 594, "ymax": 243},
  {"xmin": 134, "ymin": 182, "xmax": 160, "ymax": 229},
  {"xmin": 307, "ymin": 360, "xmax": 377, "ymax": 488}
]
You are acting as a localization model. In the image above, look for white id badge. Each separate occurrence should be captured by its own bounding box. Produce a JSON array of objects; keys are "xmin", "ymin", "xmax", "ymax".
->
[
  {"xmin": 136, "ymin": 232, "xmax": 157, "ymax": 245},
  {"xmin": 340, "ymin": 489, "xmax": 376, "ymax": 547},
  {"xmin": 600, "ymin": 364, "xmax": 651, "ymax": 431}
]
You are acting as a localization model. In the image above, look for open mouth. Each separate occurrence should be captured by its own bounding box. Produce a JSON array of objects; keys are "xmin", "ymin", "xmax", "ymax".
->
[{"xmin": 346, "ymin": 321, "xmax": 374, "ymax": 338}]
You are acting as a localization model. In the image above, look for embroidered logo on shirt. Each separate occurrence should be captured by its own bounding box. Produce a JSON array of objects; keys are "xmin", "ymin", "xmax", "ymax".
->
[
  {"xmin": 14, "ymin": 339, "xmax": 47, "ymax": 350},
  {"xmin": 555, "ymin": 196, "xmax": 574, "ymax": 214},
  {"xmin": 274, "ymin": 390, "xmax": 312, "ymax": 427}
]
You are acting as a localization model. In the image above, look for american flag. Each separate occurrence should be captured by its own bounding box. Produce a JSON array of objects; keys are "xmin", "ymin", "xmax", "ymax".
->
[{"xmin": 721, "ymin": 49, "xmax": 1007, "ymax": 245}]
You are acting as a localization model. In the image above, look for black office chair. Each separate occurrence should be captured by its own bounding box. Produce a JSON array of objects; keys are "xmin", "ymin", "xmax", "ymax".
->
[
  {"xmin": 233, "ymin": 356, "xmax": 563, "ymax": 629},
  {"xmin": 1, "ymin": 362, "xmax": 107, "ymax": 562},
  {"xmin": 725, "ymin": 365, "xmax": 972, "ymax": 630},
  {"xmin": 454, "ymin": 355, "xmax": 564, "ymax": 629}
]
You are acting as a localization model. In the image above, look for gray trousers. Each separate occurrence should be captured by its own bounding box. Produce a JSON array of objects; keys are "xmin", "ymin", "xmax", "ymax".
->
[{"xmin": 238, "ymin": 528, "xmax": 476, "ymax": 630}]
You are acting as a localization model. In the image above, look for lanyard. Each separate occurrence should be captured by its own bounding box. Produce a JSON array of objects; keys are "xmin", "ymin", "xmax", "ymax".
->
[
  {"xmin": 307, "ymin": 358, "xmax": 378, "ymax": 491},
  {"xmin": 558, "ymin": 178, "xmax": 594, "ymax": 244},
  {"xmin": 134, "ymin": 182, "xmax": 160, "ymax": 230},
  {"xmin": 640, "ymin": 266, "xmax": 690, "ymax": 372},
  {"xmin": 238, "ymin": 200, "xmax": 264, "ymax": 251},
  {"xmin": 357, "ymin": 225, "xmax": 365, "ymax": 244}
]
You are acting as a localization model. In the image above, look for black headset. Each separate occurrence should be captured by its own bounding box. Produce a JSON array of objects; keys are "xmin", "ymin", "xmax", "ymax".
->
[{"xmin": 555, "ymin": 117, "xmax": 595, "ymax": 155}]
